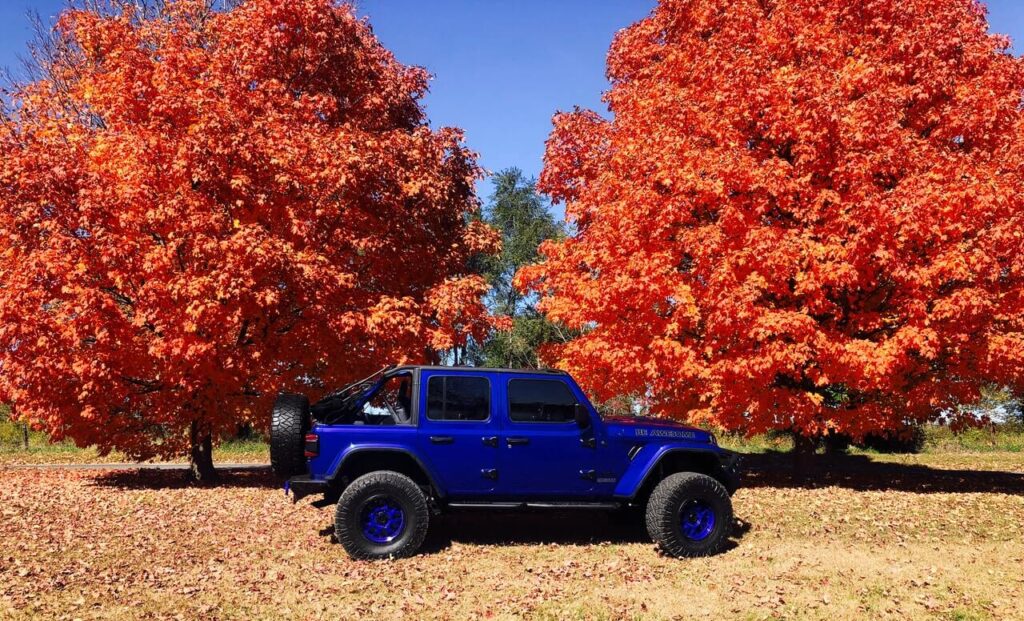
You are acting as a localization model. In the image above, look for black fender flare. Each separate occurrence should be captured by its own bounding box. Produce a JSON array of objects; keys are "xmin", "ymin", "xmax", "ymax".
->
[{"xmin": 328, "ymin": 446, "xmax": 446, "ymax": 498}]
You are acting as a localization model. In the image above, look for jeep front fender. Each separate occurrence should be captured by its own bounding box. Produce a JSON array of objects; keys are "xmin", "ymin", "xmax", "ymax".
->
[{"xmin": 613, "ymin": 444, "xmax": 739, "ymax": 499}]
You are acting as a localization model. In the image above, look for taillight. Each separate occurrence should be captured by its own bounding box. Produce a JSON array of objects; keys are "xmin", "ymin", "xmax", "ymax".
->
[{"xmin": 304, "ymin": 433, "xmax": 319, "ymax": 458}]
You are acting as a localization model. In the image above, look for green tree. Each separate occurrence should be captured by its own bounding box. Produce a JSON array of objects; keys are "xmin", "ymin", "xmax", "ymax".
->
[
  {"xmin": 469, "ymin": 169, "xmax": 569, "ymax": 368},
  {"xmin": 974, "ymin": 386, "xmax": 1022, "ymax": 425}
]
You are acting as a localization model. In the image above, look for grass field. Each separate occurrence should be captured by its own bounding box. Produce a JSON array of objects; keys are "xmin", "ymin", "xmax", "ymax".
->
[
  {"xmin": 2, "ymin": 451, "xmax": 1022, "ymax": 620},
  {"xmin": 715, "ymin": 424, "xmax": 1024, "ymax": 454},
  {"xmin": 3, "ymin": 421, "xmax": 1022, "ymax": 466},
  {"xmin": 0, "ymin": 422, "xmax": 269, "ymax": 465}
]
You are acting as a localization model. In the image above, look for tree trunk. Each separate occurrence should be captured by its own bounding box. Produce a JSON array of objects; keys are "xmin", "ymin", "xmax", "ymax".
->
[
  {"xmin": 189, "ymin": 421, "xmax": 218, "ymax": 482},
  {"xmin": 12, "ymin": 405, "xmax": 28, "ymax": 450},
  {"xmin": 791, "ymin": 433, "xmax": 817, "ymax": 477}
]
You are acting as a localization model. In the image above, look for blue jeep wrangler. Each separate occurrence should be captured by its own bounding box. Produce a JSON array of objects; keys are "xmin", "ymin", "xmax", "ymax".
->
[{"xmin": 270, "ymin": 366, "xmax": 740, "ymax": 560}]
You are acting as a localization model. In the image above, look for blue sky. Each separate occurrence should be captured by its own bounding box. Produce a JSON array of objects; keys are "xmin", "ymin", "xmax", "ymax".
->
[{"xmin": 2, "ymin": 0, "xmax": 1023, "ymax": 200}]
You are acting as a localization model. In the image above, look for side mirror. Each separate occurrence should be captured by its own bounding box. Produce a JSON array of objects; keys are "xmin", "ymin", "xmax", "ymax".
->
[{"xmin": 574, "ymin": 403, "xmax": 591, "ymax": 429}]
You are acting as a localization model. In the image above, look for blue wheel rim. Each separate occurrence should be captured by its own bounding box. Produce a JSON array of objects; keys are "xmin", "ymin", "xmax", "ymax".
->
[
  {"xmin": 360, "ymin": 495, "xmax": 406, "ymax": 544},
  {"xmin": 679, "ymin": 499, "xmax": 716, "ymax": 542}
]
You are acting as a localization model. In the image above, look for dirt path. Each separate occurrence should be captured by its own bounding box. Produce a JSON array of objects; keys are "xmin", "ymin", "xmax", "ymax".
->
[{"xmin": 0, "ymin": 462, "xmax": 270, "ymax": 470}]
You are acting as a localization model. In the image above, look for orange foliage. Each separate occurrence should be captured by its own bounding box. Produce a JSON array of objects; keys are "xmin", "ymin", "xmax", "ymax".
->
[
  {"xmin": 519, "ymin": 0, "xmax": 1024, "ymax": 438},
  {"xmin": 0, "ymin": 0, "xmax": 497, "ymax": 458}
]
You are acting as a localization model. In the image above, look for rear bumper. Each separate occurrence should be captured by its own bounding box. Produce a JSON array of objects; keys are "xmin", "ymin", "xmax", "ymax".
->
[
  {"xmin": 285, "ymin": 474, "xmax": 329, "ymax": 502},
  {"xmin": 717, "ymin": 449, "xmax": 742, "ymax": 494}
]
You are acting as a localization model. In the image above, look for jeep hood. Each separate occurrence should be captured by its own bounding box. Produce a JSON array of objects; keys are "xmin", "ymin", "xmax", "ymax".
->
[{"xmin": 602, "ymin": 415, "xmax": 715, "ymax": 443}]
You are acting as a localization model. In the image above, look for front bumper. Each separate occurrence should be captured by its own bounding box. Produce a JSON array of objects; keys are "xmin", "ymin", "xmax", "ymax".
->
[{"xmin": 285, "ymin": 475, "xmax": 329, "ymax": 503}]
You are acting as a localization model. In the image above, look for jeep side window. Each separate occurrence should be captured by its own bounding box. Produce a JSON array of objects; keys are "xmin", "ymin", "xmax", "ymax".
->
[
  {"xmin": 426, "ymin": 376, "xmax": 489, "ymax": 421},
  {"xmin": 508, "ymin": 379, "xmax": 578, "ymax": 423}
]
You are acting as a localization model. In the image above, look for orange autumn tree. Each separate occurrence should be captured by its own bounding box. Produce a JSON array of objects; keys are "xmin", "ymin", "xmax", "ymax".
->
[
  {"xmin": 519, "ymin": 0, "xmax": 1024, "ymax": 445},
  {"xmin": 0, "ymin": 0, "xmax": 498, "ymax": 478}
]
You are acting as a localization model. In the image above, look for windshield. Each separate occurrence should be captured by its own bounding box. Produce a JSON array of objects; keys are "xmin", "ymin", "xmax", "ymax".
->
[{"xmin": 595, "ymin": 395, "xmax": 644, "ymax": 420}]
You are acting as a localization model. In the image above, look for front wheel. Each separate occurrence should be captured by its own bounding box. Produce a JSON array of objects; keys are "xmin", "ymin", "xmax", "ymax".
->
[
  {"xmin": 335, "ymin": 471, "xmax": 430, "ymax": 560},
  {"xmin": 645, "ymin": 472, "xmax": 733, "ymax": 558}
]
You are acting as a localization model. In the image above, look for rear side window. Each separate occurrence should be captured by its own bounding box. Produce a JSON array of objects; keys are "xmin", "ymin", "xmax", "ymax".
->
[
  {"xmin": 508, "ymin": 379, "xmax": 577, "ymax": 423},
  {"xmin": 426, "ymin": 376, "xmax": 490, "ymax": 421}
]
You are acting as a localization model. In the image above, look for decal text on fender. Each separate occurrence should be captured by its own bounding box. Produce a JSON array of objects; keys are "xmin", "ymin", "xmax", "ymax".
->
[{"xmin": 635, "ymin": 428, "xmax": 697, "ymax": 439}]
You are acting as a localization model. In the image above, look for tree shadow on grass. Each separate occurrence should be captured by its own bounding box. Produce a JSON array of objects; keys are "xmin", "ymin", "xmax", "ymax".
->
[
  {"xmin": 741, "ymin": 452, "xmax": 1024, "ymax": 495},
  {"xmin": 90, "ymin": 467, "xmax": 279, "ymax": 491}
]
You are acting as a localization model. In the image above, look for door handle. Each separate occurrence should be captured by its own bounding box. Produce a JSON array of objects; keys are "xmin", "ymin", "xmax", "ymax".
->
[
  {"xmin": 429, "ymin": 435, "xmax": 454, "ymax": 445},
  {"xmin": 579, "ymin": 469, "xmax": 597, "ymax": 481},
  {"xmin": 580, "ymin": 436, "xmax": 596, "ymax": 449},
  {"xmin": 481, "ymin": 468, "xmax": 498, "ymax": 481},
  {"xmin": 482, "ymin": 436, "xmax": 498, "ymax": 447},
  {"xmin": 506, "ymin": 437, "xmax": 530, "ymax": 447}
]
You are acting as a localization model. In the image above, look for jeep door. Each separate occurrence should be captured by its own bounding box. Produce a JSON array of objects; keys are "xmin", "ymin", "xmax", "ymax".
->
[
  {"xmin": 415, "ymin": 371, "xmax": 499, "ymax": 497},
  {"xmin": 497, "ymin": 376, "xmax": 597, "ymax": 498}
]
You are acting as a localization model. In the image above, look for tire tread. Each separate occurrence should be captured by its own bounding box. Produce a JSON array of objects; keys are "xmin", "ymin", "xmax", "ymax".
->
[
  {"xmin": 270, "ymin": 394, "xmax": 309, "ymax": 478},
  {"xmin": 335, "ymin": 471, "xmax": 429, "ymax": 560},
  {"xmin": 645, "ymin": 472, "xmax": 732, "ymax": 558}
]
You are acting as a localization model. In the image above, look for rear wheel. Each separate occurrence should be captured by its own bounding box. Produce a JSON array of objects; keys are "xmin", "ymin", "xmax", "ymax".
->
[
  {"xmin": 645, "ymin": 472, "xmax": 732, "ymax": 558},
  {"xmin": 335, "ymin": 471, "xmax": 430, "ymax": 560},
  {"xmin": 270, "ymin": 393, "xmax": 310, "ymax": 478}
]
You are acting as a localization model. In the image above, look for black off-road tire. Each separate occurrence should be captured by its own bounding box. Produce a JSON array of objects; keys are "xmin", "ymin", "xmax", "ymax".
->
[
  {"xmin": 270, "ymin": 393, "xmax": 310, "ymax": 479},
  {"xmin": 645, "ymin": 472, "xmax": 733, "ymax": 558},
  {"xmin": 335, "ymin": 471, "xmax": 430, "ymax": 560}
]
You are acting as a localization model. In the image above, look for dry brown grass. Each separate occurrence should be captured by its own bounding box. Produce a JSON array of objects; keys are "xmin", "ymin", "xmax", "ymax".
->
[{"xmin": 2, "ymin": 452, "xmax": 1022, "ymax": 620}]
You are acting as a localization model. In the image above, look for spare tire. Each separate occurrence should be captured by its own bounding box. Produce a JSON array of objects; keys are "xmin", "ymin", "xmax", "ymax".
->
[{"xmin": 270, "ymin": 393, "xmax": 311, "ymax": 478}]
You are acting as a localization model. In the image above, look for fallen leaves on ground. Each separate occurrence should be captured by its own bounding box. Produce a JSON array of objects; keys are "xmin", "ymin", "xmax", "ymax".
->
[{"xmin": 2, "ymin": 453, "xmax": 1023, "ymax": 620}]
